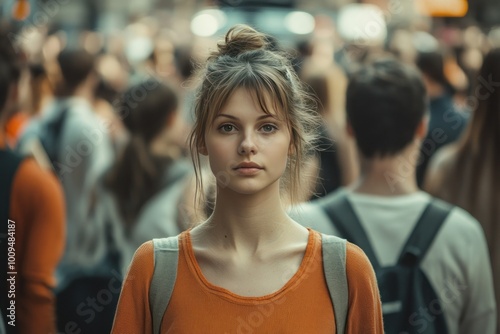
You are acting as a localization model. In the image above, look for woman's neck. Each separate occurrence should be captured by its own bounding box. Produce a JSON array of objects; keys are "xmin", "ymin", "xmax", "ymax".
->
[{"xmin": 197, "ymin": 183, "xmax": 301, "ymax": 255}]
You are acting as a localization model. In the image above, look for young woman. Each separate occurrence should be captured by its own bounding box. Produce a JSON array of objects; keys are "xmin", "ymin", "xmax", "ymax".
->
[{"xmin": 112, "ymin": 25, "xmax": 383, "ymax": 333}]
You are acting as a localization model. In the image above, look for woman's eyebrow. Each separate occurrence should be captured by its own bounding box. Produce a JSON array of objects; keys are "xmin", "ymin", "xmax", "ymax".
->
[
  {"xmin": 215, "ymin": 114, "xmax": 278, "ymax": 120},
  {"xmin": 215, "ymin": 114, "xmax": 238, "ymax": 120}
]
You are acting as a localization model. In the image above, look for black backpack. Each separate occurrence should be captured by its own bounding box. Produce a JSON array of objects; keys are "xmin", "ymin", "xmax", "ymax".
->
[
  {"xmin": 0, "ymin": 149, "xmax": 24, "ymax": 334},
  {"xmin": 320, "ymin": 192, "xmax": 451, "ymax": 334}
]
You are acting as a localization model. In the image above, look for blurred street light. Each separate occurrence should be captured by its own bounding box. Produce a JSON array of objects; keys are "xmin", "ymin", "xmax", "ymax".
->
[
  {"xmin": 191, "ymin": 9, "xmax": 227, "ymax": 37},
  {"xmin": 284, "ymin": 11, "xmax": 315, "ymax": 35}
]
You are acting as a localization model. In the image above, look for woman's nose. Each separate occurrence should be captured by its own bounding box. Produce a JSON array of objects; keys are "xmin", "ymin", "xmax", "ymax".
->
[{"xmin": 238, "ymin": 132, "xmax": 257, "ymax": 155}]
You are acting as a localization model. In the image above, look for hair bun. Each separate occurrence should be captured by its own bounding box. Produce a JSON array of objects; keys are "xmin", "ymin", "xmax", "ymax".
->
[{"xmin": 211, "ymin": 24, "xmax": 268, "ymax": 59}]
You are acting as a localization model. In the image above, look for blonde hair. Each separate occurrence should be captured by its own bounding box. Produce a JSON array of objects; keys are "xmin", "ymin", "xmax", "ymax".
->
[{"xmin": 188, "ymin": 24, "xmax": 320, "ymax": 209}]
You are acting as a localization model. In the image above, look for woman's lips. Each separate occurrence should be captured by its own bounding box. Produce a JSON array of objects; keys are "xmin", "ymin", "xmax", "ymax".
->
[
  {"xmin": 234, "ymin": 167, "xmax": 263, "ymax": 175},
  {"xmin": 233, "ymin": 161, "xmax": 263, "ymax": 175}
]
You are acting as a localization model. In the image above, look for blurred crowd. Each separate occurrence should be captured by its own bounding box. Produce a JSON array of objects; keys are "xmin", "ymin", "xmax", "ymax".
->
[{"xmin": 0, "ymin": 1, "xmax": 499, "ymax": 333}]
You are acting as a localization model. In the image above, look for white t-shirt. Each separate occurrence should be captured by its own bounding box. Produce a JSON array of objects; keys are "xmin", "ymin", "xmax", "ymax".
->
[{"xmin": 289, "ymin": 190, "xmax": 497, "ymax": 334}]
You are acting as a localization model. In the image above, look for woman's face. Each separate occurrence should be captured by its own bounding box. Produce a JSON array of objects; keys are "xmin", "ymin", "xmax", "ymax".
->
[{"xmin": 202, "ymin": 87, "xmax": 291, "ymax": 196}]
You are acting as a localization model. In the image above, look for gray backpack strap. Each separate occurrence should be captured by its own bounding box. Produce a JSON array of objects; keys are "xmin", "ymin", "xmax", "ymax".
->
[
  {"xmin": 150, "ymin": 236, "xmax": 179, "ymax": 334},
  {"xmin": 322, "ymin": 234, "xmax": 349, "ymax": 334}
]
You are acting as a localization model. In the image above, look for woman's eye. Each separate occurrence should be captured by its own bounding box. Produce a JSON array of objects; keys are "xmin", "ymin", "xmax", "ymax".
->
[
  {"xmin": 261, "ymin": 124, "xmax": 278, "ymax": 133},
  {"xmin": 219, "ymin": 124, "xmax": 235, "ymax": 132}
]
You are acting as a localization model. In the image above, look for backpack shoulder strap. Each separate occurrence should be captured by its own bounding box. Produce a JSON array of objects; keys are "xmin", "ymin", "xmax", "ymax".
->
[
  {"xmin": 322, "ymin": 234, "xmax": 349, "ymax": 334},
  {"xmin": 0, "ymin": 149, "xmax": 24, "ymax": 334},
  {"xmin": 150, "ymin": 236, "xmax": 179, "ymax": 334},
  {"xmin": 398, "ymin": 199, "xmax": 452, "ymax": 265},
  {"xmin": 320, "ymin": 191, "xmax": 380, "ymax": 269}
]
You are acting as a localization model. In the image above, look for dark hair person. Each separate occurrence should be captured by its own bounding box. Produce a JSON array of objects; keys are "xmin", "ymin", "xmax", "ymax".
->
[{"xmin": 414, "ymin": 50, "xmax": 468, "ymax": 186}]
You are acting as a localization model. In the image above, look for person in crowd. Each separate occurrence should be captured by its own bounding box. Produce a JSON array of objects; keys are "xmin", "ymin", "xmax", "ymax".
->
[
  {"xmin": 17, "ymin": 49, "xmax": 114, "ymax": 281},
  {"xmin": 302, "ymin": 69, "xmax": 358, "ymax": 198},
  {"xmin": 112, "ymin": 25, "xmax": 383, "ymax": 333},
  {"xmin": 0, "ymin": 27, "xmax": 65, "ymax": 334},
  {"xmin": 415, "ymin": 50, "xmax": 468, "ymax": 186},
  {"xmin": 90, "ymin": 79, "xmax": 196, "ymax": 269},
  {"xmin": 92, "ymin": 76, "xmax": 128, "ymax": 152},
  {"xmin": 425, "ymin": 48, "xmax": 500, "ymax": 334},
  {"xmin": 4, "ymin": 63, "xmax": 53, "ymax": 146},
  {"xmin": 291, "ymin": 58, "xmax": 496, "ymax": 333}
]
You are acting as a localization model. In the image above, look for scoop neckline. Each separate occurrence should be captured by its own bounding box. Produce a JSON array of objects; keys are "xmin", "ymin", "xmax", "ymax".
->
[{"xmin": 183, "ymin": 228, "xmax": 316, "ymax": 304}]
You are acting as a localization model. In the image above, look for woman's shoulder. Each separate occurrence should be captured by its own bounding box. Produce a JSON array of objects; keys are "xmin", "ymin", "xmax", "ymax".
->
[
  {"xmin": 316, "ymin": 235, "xmax": 382, "ymax": 313},
  {"xmin": 345, "ymin": 242, "xmax": 371, "ymax": 267},
  {"xmin": 126, "ymin": 241, "xmax": 156, "ymax": 276},
  {"xmin": 344, "ymin": 243, "xmax": 384, "ymax": 331},
  {"xmin": 134, "ymin": 240, "xmax": 155, "ymax": 255},
  {"xmin": 313, "ymin": 231, "xmax": 374, "ymax": 276},
  {"xmin": 345, "ymin": 242, "xmax": 377, "ymax": 286}
]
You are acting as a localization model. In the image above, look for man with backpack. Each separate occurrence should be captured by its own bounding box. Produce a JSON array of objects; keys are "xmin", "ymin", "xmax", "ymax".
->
[
  {"xmin": 0, "ymin": 27, "xmax": 65, "ymax": 334},
  {"xmin": 291, "ymin": 58, "xmax": 496, "ymax": 333}
]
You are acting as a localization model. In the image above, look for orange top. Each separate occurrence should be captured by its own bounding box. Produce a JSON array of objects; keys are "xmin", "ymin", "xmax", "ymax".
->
[
  {"xmin": 112, "ymin": 229, "xmax": 383, "ymax": 334},
  {"xmin": 1, "ymin": 133, "xmax": 65, "ymax": 334}
]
